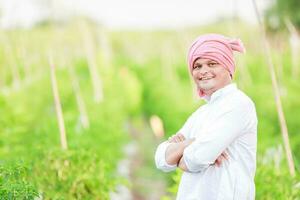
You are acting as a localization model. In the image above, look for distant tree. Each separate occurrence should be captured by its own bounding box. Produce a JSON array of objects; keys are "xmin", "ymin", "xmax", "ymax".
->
[{"xmin": 265, "ymin": 0, "xmax": 300, "ymax": 31}]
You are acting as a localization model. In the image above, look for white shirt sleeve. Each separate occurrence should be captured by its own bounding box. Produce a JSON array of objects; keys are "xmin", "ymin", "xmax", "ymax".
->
[
  {"xmin": 154, "ymin": 113, "xmax": 195, "ymax": 172},
  {"xmin": 154, "ymin": 141, "xmax": 177, "ymax": 172},
  {"xmin": 183, "ymin": 101, "xmax": 256, "ymax": 173}
]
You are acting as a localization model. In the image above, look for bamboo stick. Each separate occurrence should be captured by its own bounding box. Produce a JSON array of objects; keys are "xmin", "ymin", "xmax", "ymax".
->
[
  {"xmin": 98, "ymin": 29, "xmax": 112, "ymax": 69},
  {"xmin": 67, "ymin": 63, "xmax": 90, "ymax": 129},
  {"xmin": 252, "ymin": 0, "xmax": 295, "ymax": 176},
  {"xmin": 285, "ymin": 18, "xmax": 300, "ymax": 79},
  {"xmin": 275, "ymin": 45, "xmax": 284, "ymax": 82},
  {"xmin": 49, "ymin": 55, "xmax": 68, "ymax": 150},
  {"xmin": 81, "ymin": 23, "xmax": 104, "ymax": 103},
  {"xmin": 149, "ymin": 115, "xmax": 165, "ymax": 139}
]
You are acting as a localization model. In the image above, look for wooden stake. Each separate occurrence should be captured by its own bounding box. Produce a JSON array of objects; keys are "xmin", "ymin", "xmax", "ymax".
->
[
  {"xmin": 80, "ymin": 22, "xmax": 103, "ymax": 103},
  {"xmin": 149, "ymin": 115, "xmax": 165, "ymax": 139},
  {"xmin": 285, "ymin": 18, "xmax": 300, "ymax": 79},
  {"xmin": 252, "ymin": 0, "xmax": 295, "ymax": 176},
  {"xmin": 98, "ymin": 29, "xmax": 112, "ymax": 69},
  {"xmin": 49, "ymin": 55, "xmax": 68, "ymax": 150},
  {"xmin": 67, "ymin": 63, "xmax": 90, "ymax": 129}
]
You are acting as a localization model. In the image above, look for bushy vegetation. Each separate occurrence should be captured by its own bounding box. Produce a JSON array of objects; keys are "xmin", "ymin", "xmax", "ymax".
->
[
  {"xmin": 0, "ymin": 19, "xmax": 299, "ymax": 199},
  {"xmin": 0, "ymin": 23, "xmax": 141, "ymax": 199}
]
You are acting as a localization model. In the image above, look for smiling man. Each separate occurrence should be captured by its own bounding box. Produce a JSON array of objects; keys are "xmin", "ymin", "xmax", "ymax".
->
[{"xmin": 154, "ymin": 34, "xmax": 258, "ymax": 200}]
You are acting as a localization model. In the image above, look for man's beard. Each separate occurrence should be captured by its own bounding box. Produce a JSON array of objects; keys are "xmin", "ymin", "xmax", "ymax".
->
[{"xmin": 197, "ymin": 80, "xmax": 215, "ymax": 91}]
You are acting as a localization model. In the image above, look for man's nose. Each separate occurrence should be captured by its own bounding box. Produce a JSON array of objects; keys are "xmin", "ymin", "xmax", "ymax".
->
[{"xmin": 199, "ymin": 64, "xmax": 209, "ymax": 75}]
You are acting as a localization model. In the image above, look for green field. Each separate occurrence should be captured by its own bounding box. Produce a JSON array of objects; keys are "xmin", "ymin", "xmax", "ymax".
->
[{"xmin": 0, "ymin": 20, "xmax": 300, "ymax": 199}]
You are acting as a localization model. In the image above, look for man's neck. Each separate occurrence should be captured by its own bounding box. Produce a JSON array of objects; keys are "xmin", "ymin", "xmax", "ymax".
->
[{"xmin": 205, "ymin": 82, "xmax": 232, "ymax": 98}]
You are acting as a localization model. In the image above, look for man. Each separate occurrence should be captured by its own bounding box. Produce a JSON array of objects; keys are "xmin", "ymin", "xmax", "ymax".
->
[{"xmin": 154, "ymin": 34, "xmax": 257, "ymax": 200}]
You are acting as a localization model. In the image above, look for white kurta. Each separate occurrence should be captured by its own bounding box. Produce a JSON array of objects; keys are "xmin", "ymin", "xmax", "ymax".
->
[{"xmin": 155, "ymin": 83, "xmax": 257, "ymax": 200}]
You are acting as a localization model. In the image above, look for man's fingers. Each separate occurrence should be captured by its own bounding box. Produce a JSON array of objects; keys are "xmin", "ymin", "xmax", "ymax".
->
[
  {"xmin": 220, "ymin": 154, "xmax": 225, "ymax": 160},
  {"xmin": 177, "ymin": 135, "xmax": 183, "ymax": 142},
  {"xmin": 215, "ymin": 157, "xmax": 222, "ymax": 167},
  {"xmin": 178, "ymin": 134, "xmax": 185, "ymax": 141},
  {"xmin": 217, "ymin": 156, "xmax": 223, "ymax": 163},
  {"xmin": 214, "ymin": 155, "xmax": 225, "ymax": 167},
  {"xmin": 221, "ymin": 152, "xmax": 229, "ymax": 160},
  {"xmin": 221, "ymin": 155, "xmax": 227, "ymax": 163},
  {"xmin": 214, "ymin": 151, "xmax": 230, "ymax": 167},
  {"xmin": 174, "ymin": 134, "xmax": 185, "ymax": 142},
  {"xmin": 168, "ymin": 133, "xmax": 186, "ymax": 143}
]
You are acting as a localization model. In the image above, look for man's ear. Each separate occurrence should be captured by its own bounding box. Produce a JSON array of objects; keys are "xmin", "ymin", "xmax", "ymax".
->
[{"xmin": 227, "ymin": 70, "xmax": 233, "ymax": 80}]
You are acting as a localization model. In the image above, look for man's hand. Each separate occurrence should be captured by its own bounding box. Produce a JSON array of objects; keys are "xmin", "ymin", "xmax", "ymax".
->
[
  {"xmin": 183, "ymin": 138, "xmax": 195, "ymax": 147},
  {"xmin": 168, "ymin": 133, "xmax": 185, "ymax": 143},
  {"xmin": 168, "ymin": 133, "xmax": 229, "ymax": 168},
  {"xmin": 178, "ymin": 156, "xmax": 188, "ymax": 171},
  {"xmin": 178, "ymin": 149, "xmax": 229, "ymax": 171},
  {"xmin": 165, "ymin": 135, "xmax": 195, "ymax": 167},
  {"xmin": 214, "ymin": 151, "xmax": 229, "ymax": 167},
  {"xmin": 177, "ymin": 138, "xmax": 196, "ymax": 172}
]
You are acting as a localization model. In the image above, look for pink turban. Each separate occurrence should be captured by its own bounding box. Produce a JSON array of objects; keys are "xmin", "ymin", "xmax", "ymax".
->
[{"xmin": 187, "ymin": 33, "xmax": 245, "ymax": 77}]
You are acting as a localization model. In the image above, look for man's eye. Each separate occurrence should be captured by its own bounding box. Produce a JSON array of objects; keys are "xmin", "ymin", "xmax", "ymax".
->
[
  {"xmin": 193, "ymin": 65, "xmax": 201, "ymax": 69},
  {"xmin": 209, "ymin": 63, "xmax": 217, "ymax": 66}
]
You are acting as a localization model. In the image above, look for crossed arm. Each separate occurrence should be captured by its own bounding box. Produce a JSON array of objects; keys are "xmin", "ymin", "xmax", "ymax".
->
[
  {"xmin": 160, "ymin": 103, "xmax": 254, "ymax": 173},
  {"xmin": 165, "ymin": 133, "xmax": 228, "ymax": 172}
]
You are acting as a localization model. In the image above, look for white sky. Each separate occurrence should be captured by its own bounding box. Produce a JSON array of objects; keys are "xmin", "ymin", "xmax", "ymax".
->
[{"xmin": 0, "ymin": 0, "xmax": 272, "ymax": 29}]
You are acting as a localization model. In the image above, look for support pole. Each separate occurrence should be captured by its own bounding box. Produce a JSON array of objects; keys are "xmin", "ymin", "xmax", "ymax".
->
[{"xmin": 252, "ymin": 0, "xmax": 295, "ymax": 176}]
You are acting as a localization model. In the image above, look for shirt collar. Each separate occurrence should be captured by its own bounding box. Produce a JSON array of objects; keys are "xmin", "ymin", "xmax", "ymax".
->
[{"xmin": 203, "ymin": 83, "xmax": 237, "ymax": 103}]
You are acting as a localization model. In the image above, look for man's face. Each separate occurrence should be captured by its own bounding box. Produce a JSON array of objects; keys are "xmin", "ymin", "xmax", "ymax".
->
[{"xmin": 192, "ymin": 58, "xmax": 231, "ymax": 95}]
